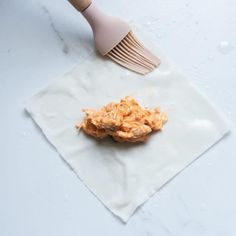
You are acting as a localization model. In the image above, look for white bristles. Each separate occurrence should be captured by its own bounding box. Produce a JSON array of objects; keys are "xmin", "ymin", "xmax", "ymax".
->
[{"xmin": 107, "ymin": 31, "xmax": 160, "ymax": 75}]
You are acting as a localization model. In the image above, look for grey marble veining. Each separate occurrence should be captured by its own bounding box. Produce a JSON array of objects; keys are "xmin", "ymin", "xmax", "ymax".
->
[{"xmin": 40, "ymin": 5, "xmax": 70, "ymax": 54}]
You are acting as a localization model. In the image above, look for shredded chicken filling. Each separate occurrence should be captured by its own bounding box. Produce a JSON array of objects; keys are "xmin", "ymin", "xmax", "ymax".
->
[{"xmin": 76, "ymin": 96, "xmax": 167, "ymax": 142}]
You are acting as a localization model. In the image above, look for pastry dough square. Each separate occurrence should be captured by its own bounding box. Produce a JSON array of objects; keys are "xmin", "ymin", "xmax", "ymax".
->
[{"xmin": 26, "ymin": 30, "xmax": 229, "ymax": 222}]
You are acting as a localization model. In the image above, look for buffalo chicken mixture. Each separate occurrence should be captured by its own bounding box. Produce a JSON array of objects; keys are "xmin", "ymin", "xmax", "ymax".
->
[{"xmin": 76, "ymin": 96, "xmax": 167, "ymax": 142}]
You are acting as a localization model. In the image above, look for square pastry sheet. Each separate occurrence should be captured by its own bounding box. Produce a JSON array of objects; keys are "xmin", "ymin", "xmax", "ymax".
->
[{"xmin": 26, "ymin": 30, "xmax": 229, "ymax": 222}]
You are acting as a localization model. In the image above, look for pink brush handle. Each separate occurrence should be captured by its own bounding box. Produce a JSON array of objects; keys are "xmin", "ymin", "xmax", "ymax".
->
[{"xmin": 69, "ymin": 0, "xmax": 92, "ymax": 12}]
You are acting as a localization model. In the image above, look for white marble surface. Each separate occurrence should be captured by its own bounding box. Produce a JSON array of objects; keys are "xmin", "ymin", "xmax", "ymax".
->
[{"xmin": 0, "ymin": 0, "xmax": 236, "ymax": 235}]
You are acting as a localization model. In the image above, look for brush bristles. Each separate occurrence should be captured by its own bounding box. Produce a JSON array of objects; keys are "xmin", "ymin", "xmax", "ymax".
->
[{"xmin": 107, "ymin": 31, "xmax": 160, "ymax": 75}]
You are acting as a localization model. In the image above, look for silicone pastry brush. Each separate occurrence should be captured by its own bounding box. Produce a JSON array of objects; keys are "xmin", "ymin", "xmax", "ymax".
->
[{"xmin": 68, "ymin": 0, "xmax": 160, "ymax": 74}]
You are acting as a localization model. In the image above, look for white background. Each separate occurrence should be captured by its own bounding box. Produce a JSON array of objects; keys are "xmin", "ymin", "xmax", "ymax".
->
[{"xmin": 0, "ymin": 0, "xmax": 236, "ymax": 235}]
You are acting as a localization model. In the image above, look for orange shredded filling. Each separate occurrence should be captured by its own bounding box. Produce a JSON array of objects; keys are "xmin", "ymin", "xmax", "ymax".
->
[{"xmin": 76, "ymin": 96, "xmax": 167, "ymax": 142}]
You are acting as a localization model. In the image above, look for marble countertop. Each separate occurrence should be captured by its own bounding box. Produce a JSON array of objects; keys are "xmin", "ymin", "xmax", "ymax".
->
[{"xmin": 1, "ymin": 0, "xmax": 236, "ymax": 235}]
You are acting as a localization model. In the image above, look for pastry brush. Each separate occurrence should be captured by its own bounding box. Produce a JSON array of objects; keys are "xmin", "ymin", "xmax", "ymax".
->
[{"xmin": 68, "ymin": 0, "xmax": 160, "ymax": 74}]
